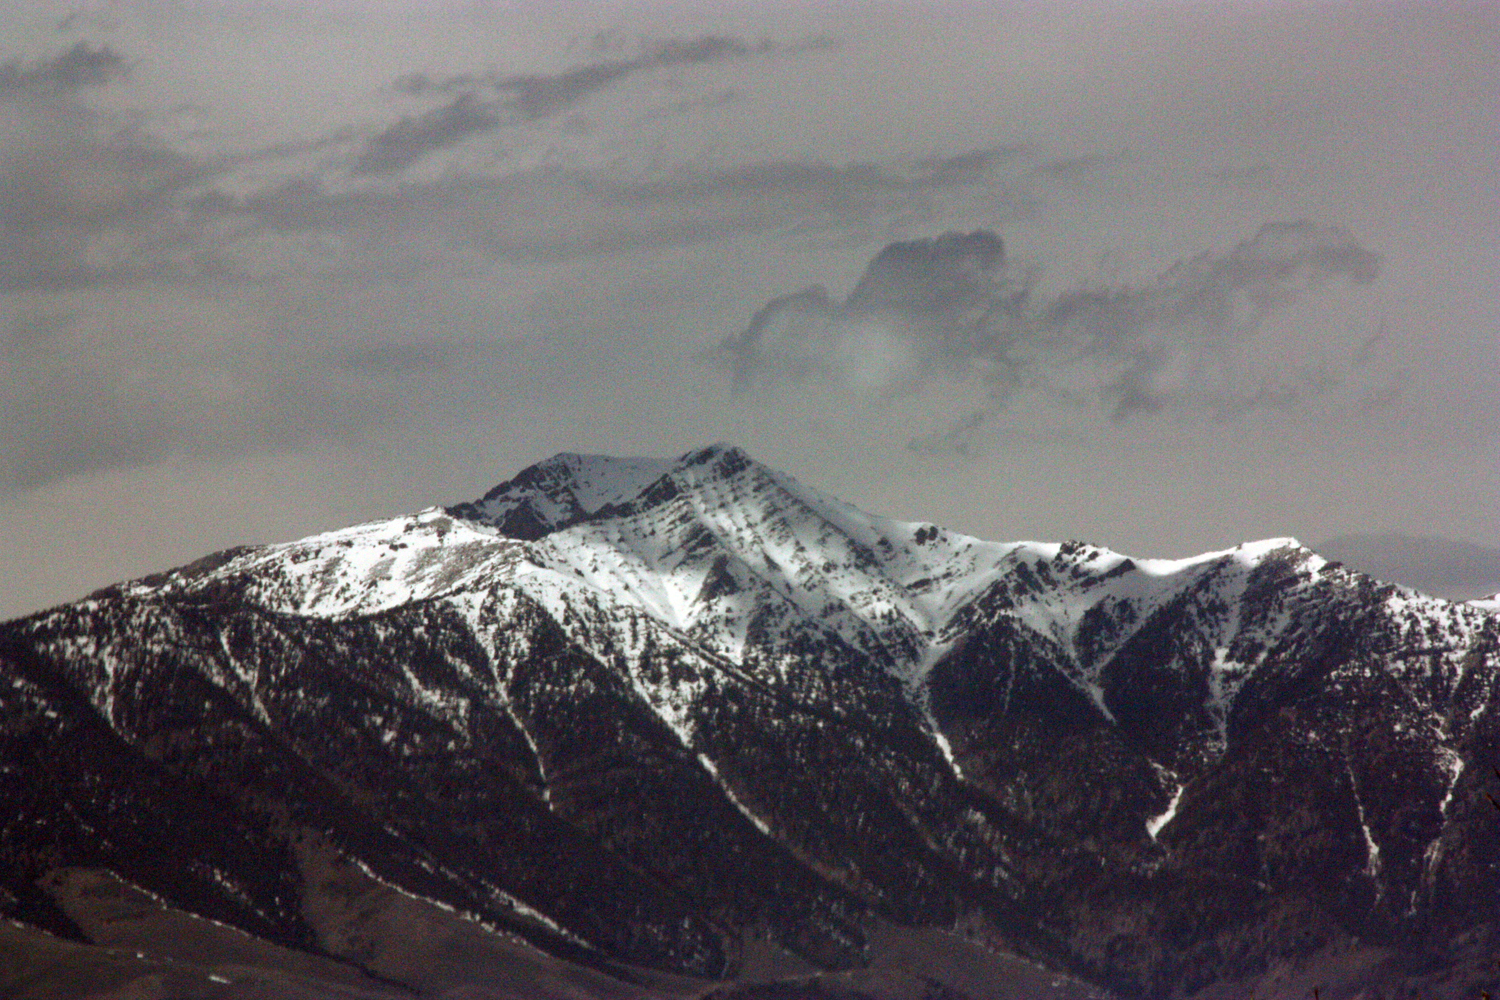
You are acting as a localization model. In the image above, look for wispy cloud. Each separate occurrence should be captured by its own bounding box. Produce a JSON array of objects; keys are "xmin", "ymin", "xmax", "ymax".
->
[
  {"xmin": 0, "ymin": 43, "xmax": 214, "ymax": 293},
  {"xmin": 0, "ymin": 41, "xmax": 126, "ymax": 93},
  {"xmin": 504, "ymin": 36, "xmax": 768, "ymax": 120},
  {"xmin": 622, "ymin": 147, "xmax": 1016, "ymax": 201},
  {"xmin": 0, "ymin": 34, "xmax": 1385, "ymax": 491},
  {"xmin": 720, "ymin": 222, "xmax": 1386, "ymax": 447},
  {"xmin": 0, "ymin": 33, "xmax": 1003, "ymax": 493},
  {"xmin": 190, "ymin": 145, "xmax": 1014, "ymax": 272},
  {"xmin": 354, "ymin": 94, "xmax": 502, "ymax": 175},
  {"xmin": 0, "ymin": 33, "xmax": 868, "ymax": 296},
  {"xmin": 360, "ymin": 35, "xmax": 792, "ymax": 174}
]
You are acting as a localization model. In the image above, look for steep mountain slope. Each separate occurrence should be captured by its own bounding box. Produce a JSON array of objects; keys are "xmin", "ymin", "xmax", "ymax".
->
[{"xmin": 2, "ymin": 444, "xmax": 1497, "ymax": 999}]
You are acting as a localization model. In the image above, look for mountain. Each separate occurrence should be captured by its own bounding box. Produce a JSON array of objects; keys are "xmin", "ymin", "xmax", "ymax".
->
[{"xmin": 2, "ymin": 444, "xmax": 1498, "ymax": 1000}]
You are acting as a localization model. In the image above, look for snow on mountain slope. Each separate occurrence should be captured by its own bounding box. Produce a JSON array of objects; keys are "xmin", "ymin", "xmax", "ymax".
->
[
  {"xmin": 7, "ymin": 444, "xmax": 1500, "ymax": 1000},
  {"xmin": 93, "ymin": 444, "xmax": 1489, "ymax": 762},
  {"xmin": 98, "ymin": 506, "xmax": 507, "ymax": 621}
]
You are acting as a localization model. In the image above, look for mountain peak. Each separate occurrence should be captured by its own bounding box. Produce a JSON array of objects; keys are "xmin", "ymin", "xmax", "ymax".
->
[
  {"xmin": 448, "ymin": 444, "xmax": 763, "ymax": 540},
  {"xmin": 680, "ymin": 441, "xmax": 754, "ymax": 473}
]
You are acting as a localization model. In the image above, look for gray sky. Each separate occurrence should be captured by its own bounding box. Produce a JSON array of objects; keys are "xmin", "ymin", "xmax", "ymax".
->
[{"xmin": 3, "ymin": 0, "xmax": 1498, "ymax": 618}]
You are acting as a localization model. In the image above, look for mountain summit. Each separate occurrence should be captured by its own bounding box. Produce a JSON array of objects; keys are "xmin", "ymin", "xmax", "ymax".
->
[{"xmin": 2, "ymin": 446, "xmax": 1498, "ymax": 1000}]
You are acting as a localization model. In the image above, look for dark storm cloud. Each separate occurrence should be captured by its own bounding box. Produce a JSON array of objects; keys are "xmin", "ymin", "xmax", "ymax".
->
[
  {"xmin": 362, "ymin": 35, "xmax": 782, "ymax": 174},
  {"xmin": 721, "ymin": 222, "xmax": 1384, "ymax": 442}
]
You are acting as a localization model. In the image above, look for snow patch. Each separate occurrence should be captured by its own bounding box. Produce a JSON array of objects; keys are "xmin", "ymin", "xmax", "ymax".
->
[
  {"xmin": 697, "ymin": 753, "xmax": 773, "ymax": 836},
  {"xmin": 930, "ymin": 728, "xmax": 965, "ymax": 781},
  {"xmin": 1345, "ymin": 760, "xmax": 1383, "ymax": 898},
  {"xmin": 1147, "ymin": 782, "xmax": 1185, "ymax": 840}
]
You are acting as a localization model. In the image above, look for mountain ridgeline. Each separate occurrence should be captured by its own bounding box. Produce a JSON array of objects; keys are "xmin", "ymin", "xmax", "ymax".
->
[{"xmin": 2, "ymin": 445, "xmax": 1498, "ymax": 999}]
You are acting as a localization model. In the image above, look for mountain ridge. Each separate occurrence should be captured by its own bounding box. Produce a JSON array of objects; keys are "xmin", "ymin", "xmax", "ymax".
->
[{"xmin": 3, "ymin": 444, "xmax": 1498, "ymax": 999}]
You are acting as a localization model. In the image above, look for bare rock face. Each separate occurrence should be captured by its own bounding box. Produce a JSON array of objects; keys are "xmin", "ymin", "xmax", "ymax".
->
[{"xmin": 2, "ymin": 444, "xmax": 1498, "ymax": 999}]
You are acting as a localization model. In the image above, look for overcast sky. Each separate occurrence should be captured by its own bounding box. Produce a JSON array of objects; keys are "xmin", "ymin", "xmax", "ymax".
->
[{"xmin": 3, "ymin": 0, "xmax": 1497, "ymax": 618}]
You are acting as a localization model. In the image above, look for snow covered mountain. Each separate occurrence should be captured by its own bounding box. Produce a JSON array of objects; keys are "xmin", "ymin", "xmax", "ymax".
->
[{"xmin": 3, "ymin": 444, "xmax": 1498, "ymax": 1000}]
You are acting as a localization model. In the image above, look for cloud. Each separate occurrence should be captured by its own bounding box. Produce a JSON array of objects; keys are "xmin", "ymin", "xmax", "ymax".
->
[
  {"xmin": 506, "ymin": 36, "xmax": 763, "ymax": 120},
  {"xmin": 0, "ymin": 42, "xmax": 127, "ymax": 93},
  {"xmin": 0, "ymin": 32, "xmax": 844, "ymax": 291},
  {"xmin": 361, "ymin": 35, "xmax": 784, "ymax": 174},
  {"xmin": 626, "ymin": 148, "xmax": 1013, "ymax": 201},
  {"xmin": 650, "ymin": 88, "xmax": 742, "ymax": 120},
  {"xmin": 0, "ymin": 43, "xmax": 215, "ymax": 293},
  {"xmin": 719, "ymin": 222, "xmax": 1386, "ymax": 444},
  {"xmin": 907, "ymin": 409, "xmax": 986, "ymax": 457},
  {"xmin": 0, "ymin": 36, "xmax": 1020, "ymax": 495},
  {"xmin": 198, "ymin": 145, "xmax": 1012, "ymax": 273},
  {"xmin": 915, "ymin": 147, "xmax": 1024, "ymax": 184},
  {"xmin": 722, "ymin": 229, "xmax": 1011, "ymax": 391},
  {"xmin": 354, "ymin": 94, "xmax": 501, "ymax": 175},
  {"xmin": 0, "ymin": 31, "xmax": 885, "ymax": 292},
  {"xmin": 333, "ymin": 340, "xmax": 457, "ymax": 376},
  {"xmin": 510, "ymin": 149, "xmax": 1017, "ymax": 260}
]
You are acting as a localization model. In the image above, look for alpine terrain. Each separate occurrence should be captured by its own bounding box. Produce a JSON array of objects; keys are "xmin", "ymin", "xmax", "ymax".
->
[{"xmin": 2, "ymin": 444, "xmax": 1498, "ymax": 999}]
